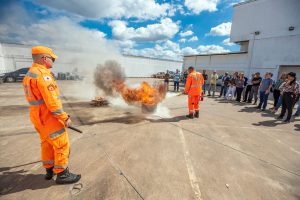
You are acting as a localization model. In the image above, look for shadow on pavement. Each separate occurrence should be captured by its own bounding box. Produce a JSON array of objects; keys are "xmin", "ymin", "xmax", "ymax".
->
[
  {"xmin": 252, "ymin": 119, "xmax": 284, "ymax": 127},
  {"xmin": 0, "ymin": 161, "xmax": 40, "ymax": 172},
  {"xmin": 0, "ymin": 170, "xmax": 54, "ymax": 196},
  {"xmin": 295, "ymin": 123, "xmax": 300, "ymax": 131},
  {"xmin": 83, "ymin": 114, "xmax": 189, "ymax": 125}
]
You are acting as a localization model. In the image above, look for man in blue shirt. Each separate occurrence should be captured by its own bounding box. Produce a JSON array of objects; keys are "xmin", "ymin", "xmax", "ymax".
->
[
  {"xmin": 257, "ymin": 72, "xmax": 273, "ymax": 110},
  {"xmin": 173, "ymin": 69, "xmax": 180, "ymax": 92}
]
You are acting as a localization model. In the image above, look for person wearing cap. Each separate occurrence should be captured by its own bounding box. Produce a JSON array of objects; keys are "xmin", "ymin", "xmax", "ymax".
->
[
  {"xmin": 208, "ymin": 70, "xmax": 219, "ymax": 97},
  {"xmin": 277, "ymin": 72, "xmax": 299, "ymax": 123},
  {"xmin": 22, "ymin": 46, "xmax": 81, "ymax": 184}
]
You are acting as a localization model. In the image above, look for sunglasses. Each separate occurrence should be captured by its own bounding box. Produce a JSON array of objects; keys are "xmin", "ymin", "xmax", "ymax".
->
[{"xmin": 43, "ymin": 56, "xmax": 55, "ymax": 62}]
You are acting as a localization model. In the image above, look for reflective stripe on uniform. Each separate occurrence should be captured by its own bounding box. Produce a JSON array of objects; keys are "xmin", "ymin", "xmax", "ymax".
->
[
  {"xmin": 190, "ymin": 84, "xmax": 202, "ymax": 88},
  {"xmin": 26, "ymin": 71, "xmax": 39, "ymax": 78},
  {"xmin": 28, "ymin": 99, "xmax": 45, "ymax": 105},
  {"xmin": 54, "ymin": 165, "xmax": 66, "ymax": 169},
  {"xmin": 42, "ymin": 160, "xmax": 54, "ymax": 165},
  {"xmin": 52, "ymin": 108, "xmax": 64, "ymax": 115},
  {"xmin": 49, "ymin": 128, "xmax": 65, "ymax": 138}
]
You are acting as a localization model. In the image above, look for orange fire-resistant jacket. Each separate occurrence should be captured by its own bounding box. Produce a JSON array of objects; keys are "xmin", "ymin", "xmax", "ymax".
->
[
  {"xmin": 23, "ymin": 63, "xmax": 69, "ymax": 126},
  {"xmin": 184, "ymin": 70, "xmax": 204, "ymax": 96}
]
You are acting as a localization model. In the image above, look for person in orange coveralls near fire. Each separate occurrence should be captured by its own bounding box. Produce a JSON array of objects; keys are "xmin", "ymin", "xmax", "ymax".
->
[
  {"xmin": 184, "ymin": 66, "xmax": 204, "ymax": 119},
  {"xmin": 22, "ymin": 46, "xmax": 80, "ymax": 184}
]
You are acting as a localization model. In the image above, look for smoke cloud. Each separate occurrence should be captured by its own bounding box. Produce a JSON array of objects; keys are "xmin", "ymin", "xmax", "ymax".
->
[{"xmin": 94, "ymin": 60, "xmax": 125, "ymax": 96}]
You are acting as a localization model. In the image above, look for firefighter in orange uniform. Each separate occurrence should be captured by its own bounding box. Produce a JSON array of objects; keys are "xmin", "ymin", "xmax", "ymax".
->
[
  {"xmin": 184, "ymin": 66, "xmax": 204, "ymax": 118},
  {"xmin": 22, "ymin": 46, "xmax": 80, "ymax": 184}
]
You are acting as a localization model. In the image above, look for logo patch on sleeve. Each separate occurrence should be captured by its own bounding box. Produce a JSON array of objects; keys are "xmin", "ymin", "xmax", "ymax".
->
[
  {"xmin": 43, "ymin": 76, "xmax": 52, "ymax": 81},
  {"xmin": 47, "ymin": 84, "xmax": 55, "ymax": 91}
]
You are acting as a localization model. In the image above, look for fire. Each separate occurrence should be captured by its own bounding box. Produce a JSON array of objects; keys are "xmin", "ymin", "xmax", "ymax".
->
[{"xmin": 113, "ymin": 81, "xmax": 167, "ymax": 106}]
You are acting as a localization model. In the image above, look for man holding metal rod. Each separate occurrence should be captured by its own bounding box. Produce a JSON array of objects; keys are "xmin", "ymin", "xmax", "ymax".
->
[{"xmin": 22, "ymin": 46, "xmax": 81, "ymax": 184}]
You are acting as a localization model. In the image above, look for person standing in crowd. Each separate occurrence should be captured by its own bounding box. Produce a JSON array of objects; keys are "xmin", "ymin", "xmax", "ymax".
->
[
  {"xmin": 219, "ymin": 72, "xmax": 230, "ymax": 98},
  {"xmin": 243, "ymin": 74, "xmax": 254, "ymax": 102},
  {"xmin": 257, "ymin": 72, "xmax": 273, "ymax": 111},
  {"xmin": 202, "ymin": 70, "xmax": 208, "ymax": 95},
  {"xmin": 271, "ymin": 73, "xmax": 287, "ymax": 110},
  {"xmin": 226, "ymin": 78, "xmax": 236, "ymax": 100},
  {"xmin": 208, "ymin": 70, "xmax": 219, "ymax": 97},
  {"xmin": 231, "ymin": 72, "xmax": 239, "ymax": 98},
  {"xmin": 235, "ymin": 73, "xmax": 245, "ymax": 102},
  {"xmin": 249, "ymin": 72, "xmax": 262, "ymax": 104},
  {"xmin": 277, "ymin": 72, "xmax": 299, "ymax": 123},
  {"xmin": 164, "ymin": 71, "xmax": 170, "ymax": 91},
  {"xmin": 173, "ymin": 69, "xmax": 180, "ymax": 92},
  {"xmin": 293, "ymin": 79, "xmax": 300, "ymax": 117}
]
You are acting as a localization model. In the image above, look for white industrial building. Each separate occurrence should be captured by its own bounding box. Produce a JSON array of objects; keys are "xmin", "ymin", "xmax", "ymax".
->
[
  {"xmin": 183, "ymin": 0, "xmax": 300, "ymax": 80},
  {"xmin": 0, "ymin": 42, "xmax": 182, "ymax": 77}
]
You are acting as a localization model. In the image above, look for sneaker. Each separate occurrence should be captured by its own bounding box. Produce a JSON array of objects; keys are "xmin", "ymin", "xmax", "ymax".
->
[
  {"xmin": 45, "ymin": 167, "xmax": 54, "ymax": 180},
  {"xmin": 194, "ymin": 111, "xmax": 199, "ymax": 118},
  {"xmin": 56, "ymin": 168, "xmax": 81, "ymax": 184}
]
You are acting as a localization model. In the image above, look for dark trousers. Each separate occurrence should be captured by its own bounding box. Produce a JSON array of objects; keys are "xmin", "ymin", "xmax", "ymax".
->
[
  {"xmin": 236, "ymin": 87, "xmax": 244, "ymax": 101},
  {"xmin": 219, "ymin": 86, "xmax": 228, "ymax": 97},
  {"xmin": 174, "ymin": 81, "xmax": 179, "ymax": 91},
  {"xmin": 243, "ymin": 85, "xmax": 252, "ymax": 101},
  {"xmin": 273, "ymin": 89, "xmax": 281, "ymax": 107},
  {"xmin": 258, "ymin": 91, "xmax": 269, "ymax": 109},
  {"xmin": 280, "ymin": 92, "xmax": 294, "ymax": 120}
]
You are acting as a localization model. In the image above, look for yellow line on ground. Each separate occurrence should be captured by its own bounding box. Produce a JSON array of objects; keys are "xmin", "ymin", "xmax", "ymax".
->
[{"xmin": 178, "ymin": 125, "xmax": 203, "ymax": 200}]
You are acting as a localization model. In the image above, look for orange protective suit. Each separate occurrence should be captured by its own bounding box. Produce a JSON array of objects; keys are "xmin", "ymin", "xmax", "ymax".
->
[
  {"xmin": 23, "ymin": 63, "xmax": 70, "ymax": 174},
  {"xmin": 184, "ymin": 70, "xmax": 204, "ymax": 114}
]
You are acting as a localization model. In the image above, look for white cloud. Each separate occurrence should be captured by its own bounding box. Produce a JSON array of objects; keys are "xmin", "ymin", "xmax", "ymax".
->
[
  {"xmin": 207, "ymin": 22, "xmax": 232, "ymax": 36},
  {"xmin": 184, "ymin": 0, "xmax": 220, "ymax": 14},
  {"xmin": 222, "ymin": 38, "xmax": 234, "ymax": 46},
  {"xmin": 35, "ymin": 0, "xmax": 170, "ymax": 20},
  {"xmin": 181, "ymin": 47, "xmax": 198, "ymax": 55},
  {"xmin": 179, "ymin": 30, "xmax": 193, "ymax": 37},
  {"xmin": 197, "ymin": 45, "xmax": 229, "ymax": 53},
  {"xmin": 123, "ymin": 40, "xmax": 229, "ymax": 60},
  {"xmin": 0, "ymin": 2, "xmax": 120, "ymax": 71},
  {"xmin": 188, "ymin": 36, "xmax": 198, "ymax": 42},
  {"xmin": 109, "ymin": 18, "xmax": 179, "ymax": 42},
  {"xmin": 179, "ymin": 38, "xmax": 187, "ymax": 43}
]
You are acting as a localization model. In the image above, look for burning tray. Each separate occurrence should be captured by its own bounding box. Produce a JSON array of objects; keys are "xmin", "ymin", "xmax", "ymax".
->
[
  {"xmin": 90, "ymin": 96, "xmax": 109, "ymax": 107},
  {"xmin": 141, "ymin": 104, "xmax": 157, "ymax": 114}
]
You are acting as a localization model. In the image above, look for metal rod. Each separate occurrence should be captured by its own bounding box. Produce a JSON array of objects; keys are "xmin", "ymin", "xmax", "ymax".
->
[{"xmin": 68, "ymin": 126, "xmax": 83, "ymax": 133}]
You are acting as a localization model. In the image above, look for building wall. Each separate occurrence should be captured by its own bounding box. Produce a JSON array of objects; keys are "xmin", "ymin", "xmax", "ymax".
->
[
  {"xmin": 231, "ymin": 0, "xmax": 300, "ymax": 43},
  {"xmin": 0, "ymin": 43, "xmax": 182, "ymax": 77},
  {"xmin": 183, "ymin": 53, "xmax": 248, "ymax": 75}
]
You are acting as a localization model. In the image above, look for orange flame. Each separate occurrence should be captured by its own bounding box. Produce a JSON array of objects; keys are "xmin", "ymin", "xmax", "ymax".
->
[{"xmin": 113, "ymin": 81, "xmax": 167, "ymax": 106}]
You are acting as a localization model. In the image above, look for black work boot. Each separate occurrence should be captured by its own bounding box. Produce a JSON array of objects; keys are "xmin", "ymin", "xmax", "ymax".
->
[
  {"xmin": 45, "ymin": 167, "xmax": 54, "ymax": 180},
  {"xmin": 56, "ymin": 168, "xmax": 81, "ymax": 184},
  {"xmin": 186, "ymin": 113, "xmax": 194, "ymax": 119},
  {"xmin": 194, "ymin": 111, "xmax": 199, "ymax": 118}
]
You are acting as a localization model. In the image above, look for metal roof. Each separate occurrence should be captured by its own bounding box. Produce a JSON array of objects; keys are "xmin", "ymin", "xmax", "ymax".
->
[
  {"xmin": 183, "ymin": 51, "xmax": 247, "ymax": 58},
  {"xmin": 233, "ymin": 0, "xmax": 258, "ymax": 7}
]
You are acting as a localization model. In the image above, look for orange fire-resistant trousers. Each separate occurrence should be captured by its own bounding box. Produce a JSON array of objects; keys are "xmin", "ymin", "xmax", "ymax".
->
[{"xmin": 188, "ymin": 95, "xmax": 200, "ymax": 113}]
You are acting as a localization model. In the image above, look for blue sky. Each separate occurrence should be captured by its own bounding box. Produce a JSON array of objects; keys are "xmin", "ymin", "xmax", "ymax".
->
[{"xmin": 0, "ymin": 0, "xmax": 241, "ymax": 60}]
